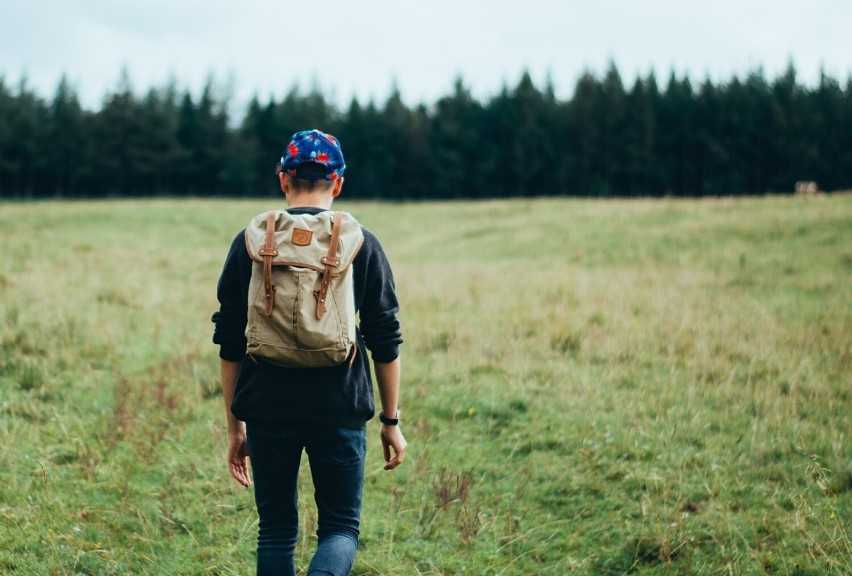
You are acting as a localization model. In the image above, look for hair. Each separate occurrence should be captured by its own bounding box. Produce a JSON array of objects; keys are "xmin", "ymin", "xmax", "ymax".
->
[{"xmin": 275, "ymin": 162, "xmax": 337, "ymax": 193}]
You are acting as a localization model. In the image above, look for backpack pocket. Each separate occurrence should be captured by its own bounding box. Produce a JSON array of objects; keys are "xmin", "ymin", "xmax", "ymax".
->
[{"xmin": 247, "ymin": 266, "xmax": 351, "ymax": 367}]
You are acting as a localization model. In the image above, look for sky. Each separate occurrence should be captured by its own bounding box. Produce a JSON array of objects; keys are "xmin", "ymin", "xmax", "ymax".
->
[{"xmin": 1, "ymin": 0, "xmax": 850, "ymax": 114}]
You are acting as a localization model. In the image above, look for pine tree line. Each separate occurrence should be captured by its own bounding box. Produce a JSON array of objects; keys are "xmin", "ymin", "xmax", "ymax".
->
[{"xmin": 1, "ymin": 64, "xmax": 850, "ymax": 199}]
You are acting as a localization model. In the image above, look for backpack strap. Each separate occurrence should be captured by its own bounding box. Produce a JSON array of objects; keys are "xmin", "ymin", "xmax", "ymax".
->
[
  {"xmin": 258, "ymin": 210, "xmax": 279, "ymax": 316},
  {"xmin": 315, "ymin": 211, "xmax": 343, "ymax": 320}
]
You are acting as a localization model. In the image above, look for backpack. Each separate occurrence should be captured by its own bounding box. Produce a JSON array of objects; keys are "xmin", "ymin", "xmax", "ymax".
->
[{"xmin": 244, "ymin": 210, "xmax": 364, "ymax": 367}]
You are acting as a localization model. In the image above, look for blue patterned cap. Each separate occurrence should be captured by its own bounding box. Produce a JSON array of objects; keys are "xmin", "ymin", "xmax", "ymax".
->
[{"xmin": 280, "ymin": 129, "xmax": 346, "ymax": 181}]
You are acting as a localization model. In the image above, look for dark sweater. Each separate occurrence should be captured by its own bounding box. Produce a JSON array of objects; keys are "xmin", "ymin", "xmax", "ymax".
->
[{"xmin": 211, "ymin": 207, "xmax": 402, "ymax": 428}]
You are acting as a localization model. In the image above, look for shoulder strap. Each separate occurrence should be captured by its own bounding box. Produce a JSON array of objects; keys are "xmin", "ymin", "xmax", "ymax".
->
[
  {"xmin": 258, "ymin": 210, "xmax": 278, "ymax": 316},
  {"xmin": 315, "ymin": 211, "xmax": 343, "ymax": 319}
]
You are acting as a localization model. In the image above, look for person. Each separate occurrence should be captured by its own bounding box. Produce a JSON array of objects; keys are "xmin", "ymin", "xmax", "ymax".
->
[{"xmin": 211, "ymin": 129, "xmax": 407, "ymax": 576}]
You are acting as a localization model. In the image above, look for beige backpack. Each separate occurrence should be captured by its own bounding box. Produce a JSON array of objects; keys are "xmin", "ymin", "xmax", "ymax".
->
[{"xmin": 244, "ymin": 210, "xmax": 364, "ymax": 367}]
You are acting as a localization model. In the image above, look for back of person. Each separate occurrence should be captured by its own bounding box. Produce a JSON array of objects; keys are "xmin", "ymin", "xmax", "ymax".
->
[{"xmin": 212, "ymin": 129, "xmax": 408, "ymax": 576}]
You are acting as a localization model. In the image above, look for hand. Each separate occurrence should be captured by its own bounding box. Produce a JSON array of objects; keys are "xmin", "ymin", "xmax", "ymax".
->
[
  {"xmin": 227, "ymin": 432, "xmax": 252, "ymax": 487},
  {"xmin": 380, "ymin": 425, "xmax": 408, "ymax": 470}
]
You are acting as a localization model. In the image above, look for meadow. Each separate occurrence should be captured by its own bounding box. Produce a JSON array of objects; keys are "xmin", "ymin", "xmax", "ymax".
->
[{"xmin": 0, "ymin": 194, "xmax": 849, "ymax": 575}]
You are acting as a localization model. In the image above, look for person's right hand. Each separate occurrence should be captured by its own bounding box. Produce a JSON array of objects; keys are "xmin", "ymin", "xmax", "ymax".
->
[
  {"xmin": 227, "ymin": 432, "xmax": 252, "ymax": 487},
  {"xmin": 380, "ymin": 425, "xmax": 408, "ymax": 470}
]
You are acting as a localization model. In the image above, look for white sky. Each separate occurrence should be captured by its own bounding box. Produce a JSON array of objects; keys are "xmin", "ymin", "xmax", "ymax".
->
[{"xmin": 1, "ymin": 0, "xmax": 850, "ymax": 114}]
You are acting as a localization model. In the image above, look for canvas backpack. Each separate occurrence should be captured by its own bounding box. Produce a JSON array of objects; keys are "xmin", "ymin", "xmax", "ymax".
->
[{"xmin": 244, "ymin": 210, "xmax": 364, "ymax": 367}]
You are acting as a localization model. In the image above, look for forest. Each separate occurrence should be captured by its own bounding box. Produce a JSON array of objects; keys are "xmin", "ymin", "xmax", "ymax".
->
[{"xmin": 1, "ymin": 63, "xmax": 850, "ymax": 199}]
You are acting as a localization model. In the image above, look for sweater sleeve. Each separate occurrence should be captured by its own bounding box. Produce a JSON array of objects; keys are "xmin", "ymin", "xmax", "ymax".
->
[
  {"xmin": 211, "ymin": 231, "xmax": 249, "ymax": 361},
  {"xmin": 357, "ymin": 229, "xmax": 403, "ymax": 363}
]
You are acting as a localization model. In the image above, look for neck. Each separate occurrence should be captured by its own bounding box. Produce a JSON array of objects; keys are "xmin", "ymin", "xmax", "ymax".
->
[{"xmin": 285, "ymin": 192, "xmax": 333, "ymax": 209}]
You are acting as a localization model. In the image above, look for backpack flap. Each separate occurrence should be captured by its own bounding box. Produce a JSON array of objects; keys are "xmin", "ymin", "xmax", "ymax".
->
[{"xmin": 245, "ymin": 210, "xmax": 363, "ymax": 273}]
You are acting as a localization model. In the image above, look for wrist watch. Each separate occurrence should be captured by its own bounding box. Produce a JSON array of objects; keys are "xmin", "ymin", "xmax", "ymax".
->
[{"xmin": 379, "ymin": 410, "xmax": 400, "ymax": 426}]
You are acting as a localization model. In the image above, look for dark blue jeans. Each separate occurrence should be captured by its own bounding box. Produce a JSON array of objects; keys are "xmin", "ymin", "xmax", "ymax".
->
[{"xmin": 246, "ymin": 422, "xmax": 366, "ymax": 576}]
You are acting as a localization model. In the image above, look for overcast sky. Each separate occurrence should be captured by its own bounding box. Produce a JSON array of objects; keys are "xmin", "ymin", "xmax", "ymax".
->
[{"xmin": 2, "ymin": 0, "xmax": 850, "ymax": 113}]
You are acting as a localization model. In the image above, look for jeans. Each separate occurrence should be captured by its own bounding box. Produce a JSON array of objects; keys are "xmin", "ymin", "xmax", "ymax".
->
[{"xmin": 246, "ymin": 422, "xmax": 366, "ymax": 576}]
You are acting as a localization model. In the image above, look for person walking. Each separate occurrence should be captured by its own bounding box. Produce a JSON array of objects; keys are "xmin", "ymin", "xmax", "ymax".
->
[{"xmin": 212, "ymin": 129, "xmax": 407, "ymax": 576}]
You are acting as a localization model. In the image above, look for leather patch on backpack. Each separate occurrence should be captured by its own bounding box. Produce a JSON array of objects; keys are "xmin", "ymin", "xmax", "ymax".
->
[{"xmin": 291, "ymin": 228, "xmax": 313, "ymax": 246}]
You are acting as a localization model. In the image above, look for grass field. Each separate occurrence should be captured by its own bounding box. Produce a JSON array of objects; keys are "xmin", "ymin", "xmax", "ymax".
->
[{"xmin": 0, "ymin": 194, "xmax": 849, "ymax": 575}]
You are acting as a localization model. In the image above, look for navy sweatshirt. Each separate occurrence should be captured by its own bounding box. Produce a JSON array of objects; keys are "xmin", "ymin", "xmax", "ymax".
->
[{"xmin": 211, "ymin": 207, "xmax": 402, "ymax": 428}]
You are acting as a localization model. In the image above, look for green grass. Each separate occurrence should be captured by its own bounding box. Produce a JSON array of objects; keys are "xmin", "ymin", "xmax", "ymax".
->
[{"xmin": 0, "ymin": 194, "xmax": 849, "ymax": 575}]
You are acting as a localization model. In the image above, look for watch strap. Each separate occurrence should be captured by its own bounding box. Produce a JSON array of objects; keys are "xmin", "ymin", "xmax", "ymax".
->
[{"xmin": 379, "ymin": 410, "xmax": 399, "ymax": 425}]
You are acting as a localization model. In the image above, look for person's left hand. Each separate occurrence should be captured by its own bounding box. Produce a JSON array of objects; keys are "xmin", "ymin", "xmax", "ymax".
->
[{"xmin": 227, "ymin": 432, "xmax": 252, "ymax": 487}]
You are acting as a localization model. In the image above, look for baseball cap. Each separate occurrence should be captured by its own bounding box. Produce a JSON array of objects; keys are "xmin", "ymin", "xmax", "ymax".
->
[{"xmin": 280, "ymin": 129, "xmax": 346, "ymax": 180}]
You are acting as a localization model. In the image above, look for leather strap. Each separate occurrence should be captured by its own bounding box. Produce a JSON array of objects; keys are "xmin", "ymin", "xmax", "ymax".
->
[
  {"xmin": 258, "ymin": 210, "xmax": 278, "ymax": 316},
  {"xmin": 315, "ymin": 212, "xmax": 343, "ymax": 320}
]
